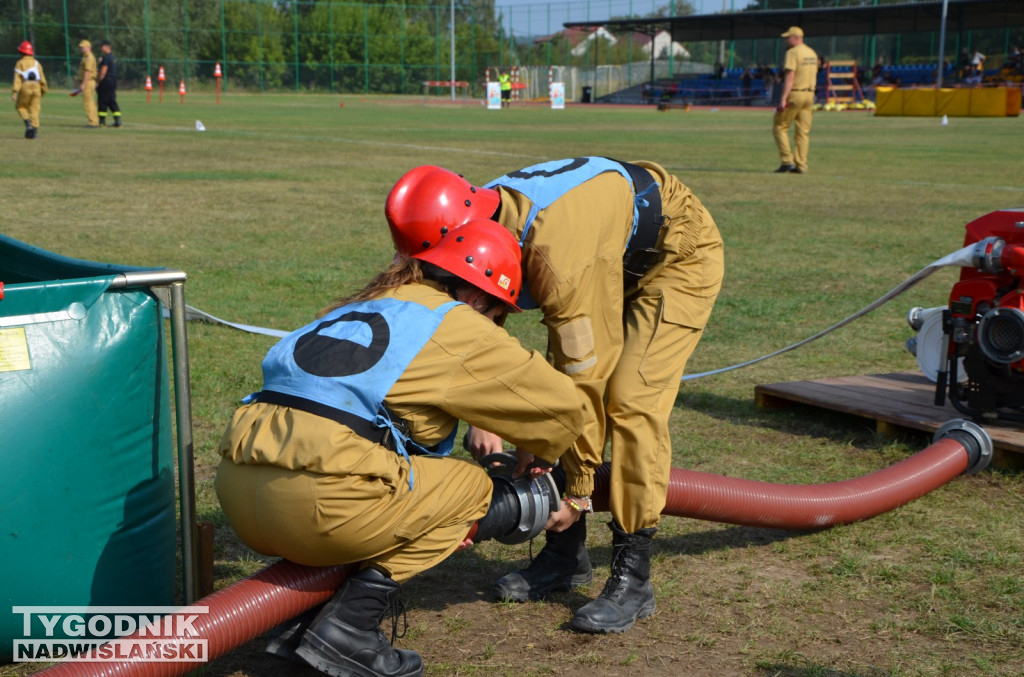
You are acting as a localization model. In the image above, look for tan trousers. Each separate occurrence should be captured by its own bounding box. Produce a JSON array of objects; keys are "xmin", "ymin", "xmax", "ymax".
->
[
  {"xmin": 609, "ymin": 198, "xmax": 724, "ymax": 532},
  {"xmin": 773, "ymin": 91, "xmax": 815, "ymax": 171},
  {"xmin": 81, "ymin": 80, "xmax": 99, "ymax": 126},
  {"xmin": 15, "ymin": 83, "xmax": 42, "ymax": 127},
  {"xmin": 215, "ymin": 455, "xmax": 491, "ymax": 583}
]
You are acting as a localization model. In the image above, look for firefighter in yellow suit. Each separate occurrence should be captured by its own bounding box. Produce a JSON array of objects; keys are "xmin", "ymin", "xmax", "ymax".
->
[
  {"xmin": 77, "ymin": 40, "xmax": 99, "ymax": 127},
  {"xmin": 216, "ymin": 220, "xmax": 584, "ymax": 677},
  {"xmin": 11, "ymin": 41, "xmax": 47, "ymax": 139},
  {"xmin": 385, "ymin": 158, "xmax": 724, "ymax": 635},
  {"xmin": 773, "ymin": 26, "xmax": 819, "ymax": 174}
]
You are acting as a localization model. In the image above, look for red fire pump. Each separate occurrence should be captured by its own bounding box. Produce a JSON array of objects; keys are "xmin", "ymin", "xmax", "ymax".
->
[{"xmin": 933, "ymin": 209, "xmax": 1024, "ymax": 421}]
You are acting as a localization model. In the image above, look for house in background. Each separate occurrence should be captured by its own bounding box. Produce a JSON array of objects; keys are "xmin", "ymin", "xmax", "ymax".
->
[{"xmin": 533, "ymin": 26, "xmax": 690, "ymax": 59}]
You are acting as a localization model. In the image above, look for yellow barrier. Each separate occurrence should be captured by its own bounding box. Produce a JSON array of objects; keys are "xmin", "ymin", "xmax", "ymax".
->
[{"xmin": 874, "ymin": 87, "xmax": 1021, "ymax": 117}]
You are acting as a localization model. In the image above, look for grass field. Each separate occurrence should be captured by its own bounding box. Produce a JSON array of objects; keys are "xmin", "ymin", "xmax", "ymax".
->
[{"xmin": 4, "ymin": 91, "xmax": 1024, "ymax": 677}]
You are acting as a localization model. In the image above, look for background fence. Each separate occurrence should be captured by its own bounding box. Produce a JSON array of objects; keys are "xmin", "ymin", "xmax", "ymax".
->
[{"xmin": 3, "ymin": 0, "xmax": 1022, "ymax": 98}]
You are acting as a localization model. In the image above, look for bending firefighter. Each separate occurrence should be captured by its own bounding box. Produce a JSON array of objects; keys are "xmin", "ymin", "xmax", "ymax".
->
[
  {"xmin": 386, "ymin": 157, "xmax": 724, "ymax": 634},
  {"xmin": 215, "ymin": 220, "xmax": 585, "ymax": 677},
  {"xmin": 11, "ymin": 41, "xmax": 47, "ymax": 139}
]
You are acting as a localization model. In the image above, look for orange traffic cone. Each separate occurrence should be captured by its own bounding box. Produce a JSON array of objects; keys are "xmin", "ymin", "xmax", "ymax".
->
[{"xmin": 179, "ymin": 80, "xmax": 186, "ymax": 103}]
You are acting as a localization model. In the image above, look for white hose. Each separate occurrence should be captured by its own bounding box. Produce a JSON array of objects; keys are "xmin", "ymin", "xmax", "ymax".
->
[
  {"xmin": 680, "ymin": 243, "xmax": 976, "ymax": 382},
  {"xmin": 167, "ymin": 244, "xmax": 978, "ymax": 380}
]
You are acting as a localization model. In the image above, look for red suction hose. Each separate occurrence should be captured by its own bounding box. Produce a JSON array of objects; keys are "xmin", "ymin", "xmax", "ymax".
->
[{"xmin": 34, "ymin": 421, "xmax": 991, "ymax": 677}]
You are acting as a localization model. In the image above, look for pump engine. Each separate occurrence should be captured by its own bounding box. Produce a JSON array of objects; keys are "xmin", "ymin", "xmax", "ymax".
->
[{"xmin": 911, "ymin": 209, "xmax": 1024, "ymax": 422}]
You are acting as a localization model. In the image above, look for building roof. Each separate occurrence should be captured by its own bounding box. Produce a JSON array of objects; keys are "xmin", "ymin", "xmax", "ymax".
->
[{"xmin": 564, "ymin": 0, "xmax": 1024, "ymax": 42}]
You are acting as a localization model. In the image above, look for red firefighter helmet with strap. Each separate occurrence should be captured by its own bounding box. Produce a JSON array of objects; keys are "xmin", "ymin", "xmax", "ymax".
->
[
  {"xmin": 385, "ymin": 166, "xmax": 501, "ymax": 255},
  {"xmin": 18, "ymin": 41, "xmax": 34, "ymax": 56},
  {"xmin": 412, "ymin": 219, "xmax": 522, "ymax": 311}
]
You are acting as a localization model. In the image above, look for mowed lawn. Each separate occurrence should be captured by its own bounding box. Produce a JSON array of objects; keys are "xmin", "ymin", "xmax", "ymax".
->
[{"xmin": 3, "ymin": 91, "xmax": 1024, "ymax": 676}]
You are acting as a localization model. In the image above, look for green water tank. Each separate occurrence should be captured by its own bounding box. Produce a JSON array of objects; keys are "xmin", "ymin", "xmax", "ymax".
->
[{"xmin": 0, "ymin": 236, "xmax": 177, "ymax": 661}]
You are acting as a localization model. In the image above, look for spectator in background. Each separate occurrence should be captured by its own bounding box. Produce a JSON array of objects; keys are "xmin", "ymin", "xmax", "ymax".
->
[
  {"xmin": 713, "ymin": 62, "xmax": 724, "ymax": 79},
  {"xmin": 740, "ymin": 68, "xmax": 753, "ymax": 106},
  {"xmin": 498, "ymin": 71, "xmax": 511, "ymax": 108},
  {"xmin": 957, "ymin": 48, "xmax": 972, "ymax": 82},
  {"xmin": 764, "ymin": 68, "xmax": 779, "ymax": 106},
  {"xmin": 96, "ymin": 40, "xmax": 121, "ymax": 127},
  {"xmin": 971, "ymin": 50, "xmax": 986, "ymax": 75}
]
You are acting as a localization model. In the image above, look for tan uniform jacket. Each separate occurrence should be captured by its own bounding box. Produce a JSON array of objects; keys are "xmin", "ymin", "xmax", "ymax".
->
[
  {"xmin": 219, "ymin": 279, "xmax": 585, "ymax": 480},
  {"xmin": 12, "ymin": 56, "xmax": 47, "ymax": 95},
  {"xmin": 785, "ymin": 43, "xmax": 819, "ymax": 94},
  {"xmin": 78, "ymin": 53, "xmax": 97, "ymax": 85}
]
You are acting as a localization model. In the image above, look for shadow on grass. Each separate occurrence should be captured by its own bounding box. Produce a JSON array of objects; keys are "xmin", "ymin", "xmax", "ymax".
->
[{"xmin": 404, "ymin": 522, "xmax": 811, "ymax": 615}]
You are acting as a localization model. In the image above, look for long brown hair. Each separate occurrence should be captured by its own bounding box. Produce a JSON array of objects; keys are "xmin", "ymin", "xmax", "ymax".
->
[{"xmin": 317, "ymin": 255, "xmax": 426, "ymax": 317}]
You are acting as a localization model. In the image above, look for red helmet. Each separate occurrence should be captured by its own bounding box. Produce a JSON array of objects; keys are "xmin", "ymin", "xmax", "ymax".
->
[
  {"xmin": 385, "ymin": 166, "xmax": 501, "ymax": 255},
  {"xmin": 413, "ymin": 220, "xmax": 522, "ymax": 311},
  {"xmin": 17, "ymin": 41, "xmax": 34, "ymax": 56}
]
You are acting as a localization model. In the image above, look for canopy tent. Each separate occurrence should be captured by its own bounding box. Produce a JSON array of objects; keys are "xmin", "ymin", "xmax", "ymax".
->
[{"xmin": 564, "ymin": 0, "xmax": 1024, "ymax": 43}]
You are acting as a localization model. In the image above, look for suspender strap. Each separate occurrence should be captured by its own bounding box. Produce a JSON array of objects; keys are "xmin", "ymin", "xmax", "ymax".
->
[
  {"xmin": 618, "ymin": 161, "xmax": 665, "ymax": 287},
  {"xmin": 253, "ymin": 390, "xmax": 400, "ymax": 451}
]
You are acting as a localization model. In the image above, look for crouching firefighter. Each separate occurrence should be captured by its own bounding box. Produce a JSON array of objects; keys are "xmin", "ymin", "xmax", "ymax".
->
[
  {"xmin": 215, "ymin": 219, "xmax": 586, "ymax": 677},
  {"xmin": 386, "ymin": 158, "xmax": 725, "ymax": 634}
]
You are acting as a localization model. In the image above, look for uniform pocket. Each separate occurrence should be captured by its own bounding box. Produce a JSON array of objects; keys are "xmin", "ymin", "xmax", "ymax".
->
[{"xmin": 638, "ymin": 291, "xmax": 715, "ymax": 388}]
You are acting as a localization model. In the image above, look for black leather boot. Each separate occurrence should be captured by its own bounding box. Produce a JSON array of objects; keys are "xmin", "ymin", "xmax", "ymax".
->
[
  {"xmin": 295, "ymin": 567, "xmax": 423, "ymax": 677},
  {"xmin": 264, "ymin": 604, "xmax": 324, "ymax": 661},
  {"xmin": 492, "ymin": 512, "xmax": 592, "ymax": 602},
  {"xmin": 570, "ymin": 521, "xmax": 656, "ymax": 634}
]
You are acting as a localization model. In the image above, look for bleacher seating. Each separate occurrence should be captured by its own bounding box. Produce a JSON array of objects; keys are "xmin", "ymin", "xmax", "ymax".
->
[{"xmin": 607, "ymin": 63, "xmax": 999, "ymax": 107}]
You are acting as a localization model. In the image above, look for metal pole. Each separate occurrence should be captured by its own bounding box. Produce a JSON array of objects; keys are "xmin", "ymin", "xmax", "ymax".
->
[
  {"xmin": 108, "ymin": 271, "xmax": 198, "ymax": 606},
  {"xmin": 936, "ymin": 0, "xmax": 949, "ymax": 88},
  {"xmin": 62, "ymin": 0, "xmax": 71, "ymax": 88},
  {"xmin": 450, "ymin": 0, "xmax": 456, "ymax": 100},
  {"xmin": 169, "ymin": 281, "xmax": 199, "ymax": 605}
]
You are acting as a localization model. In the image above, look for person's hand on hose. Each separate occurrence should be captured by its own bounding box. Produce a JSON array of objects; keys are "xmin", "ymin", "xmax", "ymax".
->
[{"xmin": 463, "ymin": 425, "xmax": 504, "ymax": 461}]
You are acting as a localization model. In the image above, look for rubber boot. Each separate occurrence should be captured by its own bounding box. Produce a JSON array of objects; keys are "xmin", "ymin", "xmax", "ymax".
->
[
  {"xmin": 264, "ymin": 603, "xmax": 324, "ymax": 661},
  {"xmin": 113, "ymin": 113, "xmax": 122, "ymax": 127},
  {"xmin": 492, "ymin": 512, "xmax": 592, "ymax": 602},
  {"xmin": 295, "ymin": 567, "xmax": 423, "ymax": 677},
  {"xmin": 24, "ymin": 120, "xmax": 35, "ymax": 139},
  {"xmin": 570, "ymin": 521, "xmax": 656, "ymax": 634}
]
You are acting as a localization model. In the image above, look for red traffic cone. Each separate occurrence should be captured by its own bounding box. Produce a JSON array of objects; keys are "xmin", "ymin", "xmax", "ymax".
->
[{"xmin": 179, "ymin": 80, "xmax": 186, "ymax": 103}]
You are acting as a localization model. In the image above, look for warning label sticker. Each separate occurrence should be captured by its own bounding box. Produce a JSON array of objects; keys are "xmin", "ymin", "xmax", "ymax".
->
[{"xmin": 0, "ymin": 327, "xmax": 31, "ymax": 372}]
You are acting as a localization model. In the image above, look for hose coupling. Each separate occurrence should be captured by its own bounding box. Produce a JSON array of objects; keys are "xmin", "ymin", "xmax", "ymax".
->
[{"xmin": 933, "ymin": 419, "xmax": 993, "ymax": 475}]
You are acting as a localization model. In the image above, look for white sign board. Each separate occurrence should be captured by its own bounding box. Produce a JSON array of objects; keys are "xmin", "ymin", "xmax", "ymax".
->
[
  {"xmin": 549, "ymin": 82, "xmax": 565, "ymax": 109},
  {"xmin": 486, "ymin": 82, "xmax": 502, "ymax": 110}
]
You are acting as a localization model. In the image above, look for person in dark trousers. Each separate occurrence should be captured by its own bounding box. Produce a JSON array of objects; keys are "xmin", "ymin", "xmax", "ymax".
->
[{"xmin": 96, "ymin": 40, "xmax": 121, "ymax": 127}]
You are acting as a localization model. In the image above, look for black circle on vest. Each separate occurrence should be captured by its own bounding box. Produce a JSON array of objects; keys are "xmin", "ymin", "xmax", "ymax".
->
[{"xmin": 293, "ymin": 311, "xmax": 390, "ymax": 377}]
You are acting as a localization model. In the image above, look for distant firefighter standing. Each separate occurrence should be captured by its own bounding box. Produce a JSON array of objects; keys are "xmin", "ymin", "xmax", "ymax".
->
[{"xmin": 772, "ymin": 26, "xmax": 818, "ymax": 174}]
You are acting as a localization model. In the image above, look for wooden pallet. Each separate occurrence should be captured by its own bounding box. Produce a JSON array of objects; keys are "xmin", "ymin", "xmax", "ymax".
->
[{"xmin": 754, "ymin": 371, "xmax": 1024, "ymax": 465}]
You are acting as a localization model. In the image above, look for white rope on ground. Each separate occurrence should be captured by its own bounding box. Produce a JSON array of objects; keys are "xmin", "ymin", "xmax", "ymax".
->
[
  {"xmin": 168, "ymin": 245, "xmax": 976, "ymax": 377},
  {"xmin": 680, "ymin": 244, "xmax": 975, "ymax": 381}
]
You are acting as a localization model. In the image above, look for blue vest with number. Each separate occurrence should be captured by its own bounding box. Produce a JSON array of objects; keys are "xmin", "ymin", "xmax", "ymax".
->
[
  {"xmin": 248, "ymin": 297, "xmax": 462, "ymax": 488},
  {"xmin": 485, "ymin": 157, "xmax": 653, "ymax": 308}
]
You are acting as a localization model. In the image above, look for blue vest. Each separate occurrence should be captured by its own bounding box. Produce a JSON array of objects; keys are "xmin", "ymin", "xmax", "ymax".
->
[
  {"xmin": 247, "ymin": 297, "xmax": 461, "ymax": 488},
  {"xmin": 485, "ymin": 157, "xmax": 658, "ymax": 308}
]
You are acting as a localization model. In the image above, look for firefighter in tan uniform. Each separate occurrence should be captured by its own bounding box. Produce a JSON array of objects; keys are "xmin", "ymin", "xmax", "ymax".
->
[
  {"xmin": 76, "ymin": 40, "xmax": 99, "ymax": 127},
  {"xmin": 216, "ymin": 220, "xmax": 584, "ymax": 677},
  {"xmin": 11, "ymin": 41, "xmax": 47, "ymax": 139},
  {"xmin": 386, "ymin": 157, "xmax": 724, "ymax": 634},
  {"xmin": 773, "ymin": 26, "xmax": 819, "ymax": 173}
]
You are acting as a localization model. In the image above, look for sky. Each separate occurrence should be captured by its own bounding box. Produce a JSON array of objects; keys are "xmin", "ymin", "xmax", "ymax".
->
[{"xmin": 492, "ymin": 0, "xmax": 729, "ymax": 38}]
